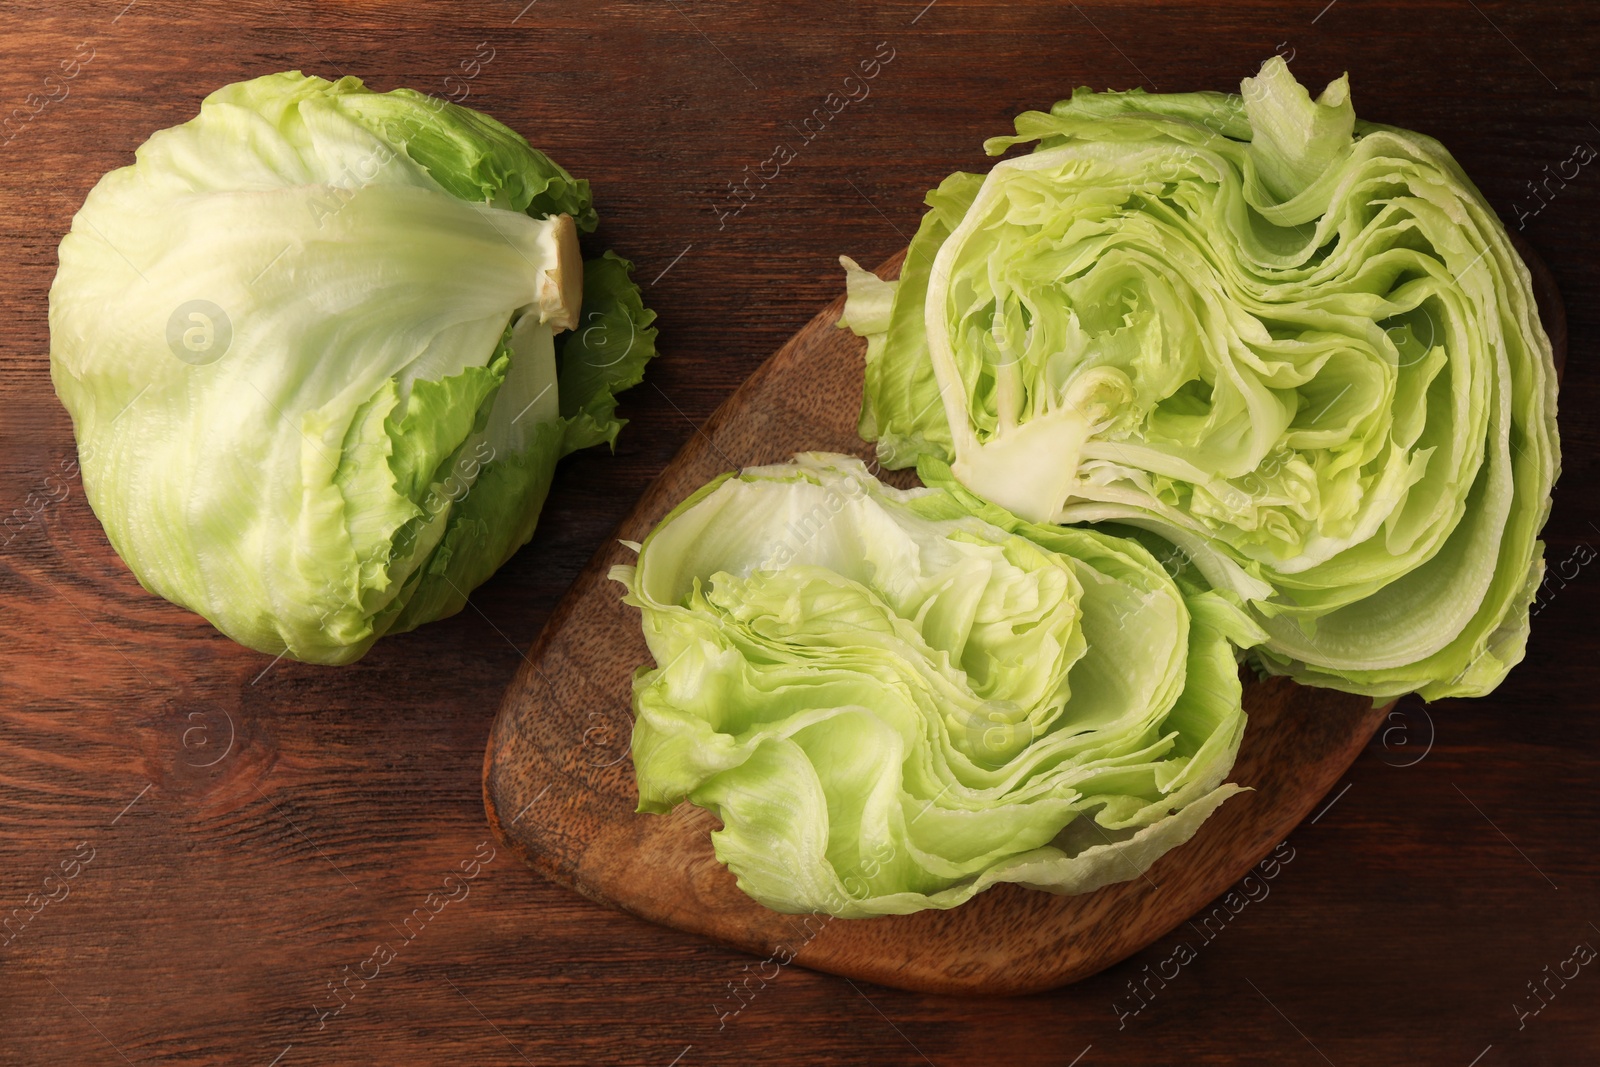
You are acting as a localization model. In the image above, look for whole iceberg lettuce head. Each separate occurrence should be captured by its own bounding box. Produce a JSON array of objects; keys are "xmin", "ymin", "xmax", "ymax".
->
[
  {"xmin": 612, "ymin": 454, "xmax": 1262, "ymax": 917},
  {"xmin": 843, "ymin": 57, "xmax": 1559, "ymax": 701},
  {"xmin": 50, "ymin": 72, "xmax": 655, "ymax": 664}
]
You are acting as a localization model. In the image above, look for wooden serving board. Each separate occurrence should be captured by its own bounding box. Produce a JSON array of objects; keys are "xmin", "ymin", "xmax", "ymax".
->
[{"xmin": 483, "ymin": 242, "xmax": 1566, "ymax": 996}]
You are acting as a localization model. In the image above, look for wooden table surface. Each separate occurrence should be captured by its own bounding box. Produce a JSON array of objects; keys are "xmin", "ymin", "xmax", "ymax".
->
[{"xmin": 2, "ymin": 2, "xmax": 1595, "ymax": 1064}]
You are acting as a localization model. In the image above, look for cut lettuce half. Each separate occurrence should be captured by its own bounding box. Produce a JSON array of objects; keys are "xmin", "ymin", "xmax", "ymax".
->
[
  {"xmin": 612, "ymin": 454, "xmax": 1261, "ymax": 916},
  {"xmin": 50, "ymin": 72, "xmax": 657, "ymax": 663},
  {"xmin": 842, "ymin": 58, "xmax": 1559, "ymax": 701}
]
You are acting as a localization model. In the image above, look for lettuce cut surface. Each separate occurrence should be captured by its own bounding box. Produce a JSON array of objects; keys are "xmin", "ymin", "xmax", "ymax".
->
[
  {"xmin": 842, "ymin": 57, "xmax": 1559, "ymax": 701},
  {"xmin": 50, "ymin": 73, "xmax": 656, "ymax": 663},
  {"xmin": 612, "ymin": 454, "xmax": 1262, "ymax": 916}
]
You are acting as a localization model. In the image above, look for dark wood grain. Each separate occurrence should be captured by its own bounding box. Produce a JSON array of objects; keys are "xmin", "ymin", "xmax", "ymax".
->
[
  {"xmin": 2, "ymin": 1, "xmax": 1597, "ymax": 1063},
  {"xmin": 483, "ymin": 248, "xmax": 1413, "ymax": 995}
]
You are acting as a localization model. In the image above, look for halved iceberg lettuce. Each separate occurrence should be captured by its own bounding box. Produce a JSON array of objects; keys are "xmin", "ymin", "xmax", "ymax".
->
[
  {"xmin": 842, "ymin": 58, "xmax": 1559, "ymax": 700},
  {"xmin": 612, "ymin": 454, "xmax": 1261, "ymax": 916}
]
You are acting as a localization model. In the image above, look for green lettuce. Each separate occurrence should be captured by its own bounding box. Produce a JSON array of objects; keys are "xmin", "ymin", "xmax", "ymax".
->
[
  {"xmin": 842, "ymin": 58, "xmax": 1559, "ymax": 700},
  {"xmin": 613, "ymin": 454, "xmax": 1261, "ymax": 916},
  {"xmin": 50, "ymin": 72, "xmax": 656, "ymax": 663}
]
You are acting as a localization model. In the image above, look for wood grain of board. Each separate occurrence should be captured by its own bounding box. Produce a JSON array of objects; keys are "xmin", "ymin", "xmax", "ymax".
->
[{"xmin": 484, "ymin": 239, "xmax": 1564, "ymax": 994}]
